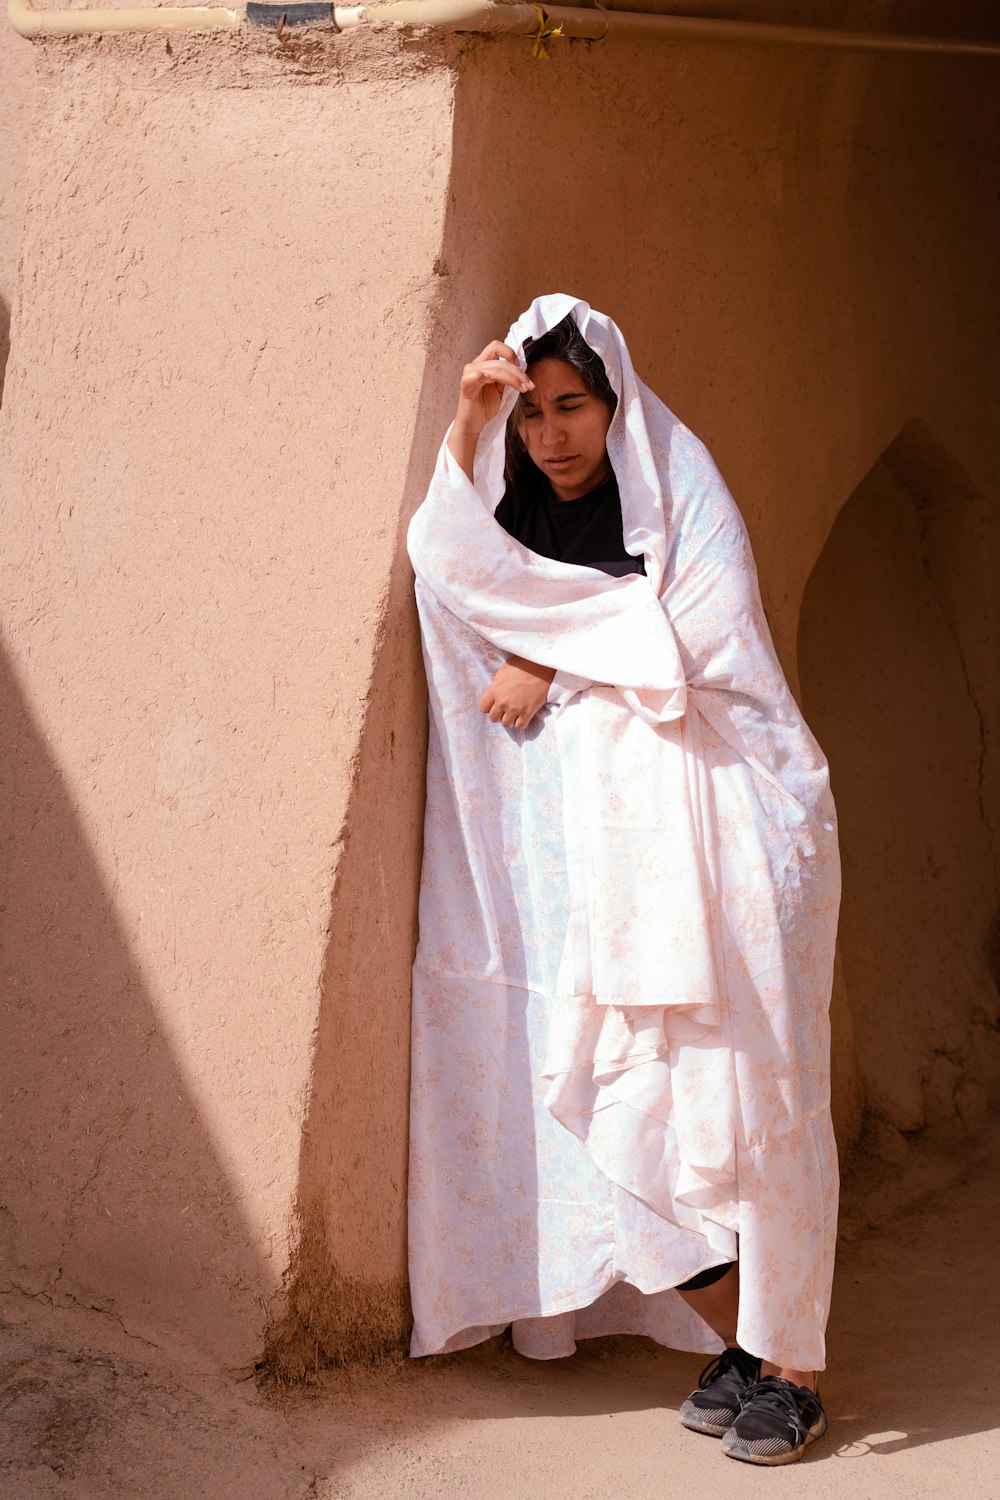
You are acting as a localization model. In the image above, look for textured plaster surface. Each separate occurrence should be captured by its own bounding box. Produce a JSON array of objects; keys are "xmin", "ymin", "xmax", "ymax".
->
[
  {"xmin": 1, "ymin": 4, "xmax": 998, "ymax": 1374},
  {"xmin": 0, "ymin": 24, "xmax": 34, "ymax": 404},
  {"xmin": 800, "ymin": 423, "xmax": 1000, "ymax": 1137},
  {"xmin": 1, "ymin": 29, "xmax": 457, "ymax": 1365},
  {"xmin": 431, "ymin": 26, "xmax": 999, "ymax": 1158}
]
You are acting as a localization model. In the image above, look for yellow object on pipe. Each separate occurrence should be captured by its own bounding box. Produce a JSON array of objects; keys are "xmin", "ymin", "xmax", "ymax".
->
[{"xmin": 337, "ymin": 1, "xmax": 1000, "ymax": 54}]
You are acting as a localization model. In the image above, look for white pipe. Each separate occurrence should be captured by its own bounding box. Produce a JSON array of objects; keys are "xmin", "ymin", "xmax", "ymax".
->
[
  {"xmin": 8, "ymin": 0, "xmax": 1000, "ymax": 54},
  {"xmin": 8, "ymin": 0, "xmax": 237, "ymax": 33}
]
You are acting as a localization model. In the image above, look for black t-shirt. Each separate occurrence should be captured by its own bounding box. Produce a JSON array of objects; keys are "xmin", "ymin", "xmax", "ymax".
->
[{"xmin": 494, "ymin": 472, "xmax": 646, "ymax": 578}]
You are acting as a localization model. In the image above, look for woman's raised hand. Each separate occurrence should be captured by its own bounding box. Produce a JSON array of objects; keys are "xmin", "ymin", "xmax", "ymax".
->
[
  {"xmin": 447, "ymin": 341, "xmax": 534, "ymax": 482},
  {"xmin": 457, "ymin": 341, "xmax": 534, "ymax": 431}
]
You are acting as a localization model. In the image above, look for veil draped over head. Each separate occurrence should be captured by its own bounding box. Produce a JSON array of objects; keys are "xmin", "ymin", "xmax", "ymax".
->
[{"xmin": 406, "ymin": 294, "xmax": 841, "ymax": 1368}]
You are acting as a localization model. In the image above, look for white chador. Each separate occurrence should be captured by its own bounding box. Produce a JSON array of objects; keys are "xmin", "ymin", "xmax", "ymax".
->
[{"xmin": 406, "ymin": 295, "xmax": 841, "ymax": 1370}]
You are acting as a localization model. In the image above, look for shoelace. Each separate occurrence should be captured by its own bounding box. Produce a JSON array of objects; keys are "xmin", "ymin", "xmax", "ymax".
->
[
  {"xmin": 697, "ymin": 1347, "xmax": 756, "ymax": 1389},
  {"xmin": 739, "ymin": 1376, "xmax": 828, "ymax": 1439}
]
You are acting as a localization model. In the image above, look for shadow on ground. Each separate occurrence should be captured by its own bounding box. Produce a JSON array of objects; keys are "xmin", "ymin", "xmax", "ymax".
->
[{"xmin": 3, "ymin": 1122, "xmax": 998, "ymax": 1499}]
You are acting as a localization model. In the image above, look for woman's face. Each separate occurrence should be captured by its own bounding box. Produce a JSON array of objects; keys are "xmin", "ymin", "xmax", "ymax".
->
[{"xmin": 518, "ymin": 356, "xmax": 613, "ymax": 501}]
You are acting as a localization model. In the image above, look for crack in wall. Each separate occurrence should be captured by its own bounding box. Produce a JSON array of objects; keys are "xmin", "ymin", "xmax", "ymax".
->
[{"xmin": 1, "ymin": 1277, "xmax": 165, "ymax": 1353}]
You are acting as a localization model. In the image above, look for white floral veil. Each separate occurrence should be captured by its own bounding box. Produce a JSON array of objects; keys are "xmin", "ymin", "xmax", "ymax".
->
[{"xmin": 406, "ymin": 294, "xmax": 841, "ymax": 1368}]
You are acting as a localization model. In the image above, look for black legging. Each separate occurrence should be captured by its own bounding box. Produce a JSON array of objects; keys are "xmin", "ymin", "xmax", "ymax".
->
[{"xmin": 677, "ymin": 1261, "xmax": 736, "ymax": 1292}]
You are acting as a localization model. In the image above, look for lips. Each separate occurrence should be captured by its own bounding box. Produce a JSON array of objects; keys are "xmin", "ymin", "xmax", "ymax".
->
[{"xmin": 545, "ymin": 456, "xmax": 577, "ymax": 468}]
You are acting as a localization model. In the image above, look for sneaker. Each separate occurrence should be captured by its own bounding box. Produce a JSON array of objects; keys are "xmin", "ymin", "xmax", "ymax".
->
[
  {"xmin": 678, "ymin": 1347, "xmax": 762, "ymax": 1437},
  {"xmin": 721, "ymin": 1375, "xmax": 828, "ymax": 1465}
]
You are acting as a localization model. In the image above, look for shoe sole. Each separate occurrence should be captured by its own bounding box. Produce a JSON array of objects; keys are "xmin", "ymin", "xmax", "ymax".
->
[
  {"xmin": 721, "ymin": 1416, "xmax": 827, "ymax": 1466},
  {"xmin": 678, "ymin": 1399, "xmax": 735, "ymax": 1439}
]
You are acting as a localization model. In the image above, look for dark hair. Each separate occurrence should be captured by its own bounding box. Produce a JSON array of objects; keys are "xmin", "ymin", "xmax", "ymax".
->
[{"xmin": 504, "ymin": 314, "xmax": 618, "ymax": 498}]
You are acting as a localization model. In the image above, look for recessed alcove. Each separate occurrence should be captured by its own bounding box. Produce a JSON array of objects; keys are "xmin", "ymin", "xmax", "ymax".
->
[{"xmin": 798, "ymin": 420, "xmax": 999, "ymax": 1143}]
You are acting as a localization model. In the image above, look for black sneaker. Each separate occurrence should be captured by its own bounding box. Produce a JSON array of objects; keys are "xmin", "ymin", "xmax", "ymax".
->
[
  {"xmin": 722, "ymin": 1375, "xmax": 828, "ymax": 1465},
  {"xmin": 678, "ymin": 1347, "xmax": 762, "ymax": 1437}
]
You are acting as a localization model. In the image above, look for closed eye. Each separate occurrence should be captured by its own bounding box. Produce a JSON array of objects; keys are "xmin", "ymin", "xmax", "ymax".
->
[{"xmin": 522, "ymin": 402, "xmax": 585, "ymax": 419}]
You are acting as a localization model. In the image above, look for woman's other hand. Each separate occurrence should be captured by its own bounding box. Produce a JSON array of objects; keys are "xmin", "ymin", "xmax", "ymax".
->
[
  {"xmin": 447, "ymin": 342, "xmax": 534, "ymax": 483},
  {"xmin": 479, "ymin": 655, "xmax": 555, "ymax": 730}
]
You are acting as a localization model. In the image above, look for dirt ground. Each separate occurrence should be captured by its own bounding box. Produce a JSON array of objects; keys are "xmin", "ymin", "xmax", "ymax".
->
[{"xmin": 3, "ymin": 1123, "xmax": 998, "ymax": 1500}]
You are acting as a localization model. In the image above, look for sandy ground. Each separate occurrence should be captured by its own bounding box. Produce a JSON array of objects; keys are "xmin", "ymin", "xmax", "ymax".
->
[{"xmin": 3, "ymin": 1124, "xmax": 999, "ymax": 1500}]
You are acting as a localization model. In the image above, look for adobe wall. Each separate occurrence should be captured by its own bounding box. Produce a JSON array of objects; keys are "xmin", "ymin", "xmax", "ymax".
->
[
  {"xmin": 430, "ymin": 27, "xmax": 999, "ymax": 1165},
  {"xmin": 0, "ymin": 24, "xmax": 34, "ymax": 402},
  {"xmin": 0, "ymin": 28, "xmax": 458, "ymax": 1366},
  {"xmin": 2, "ymin": 12, "xmax": 997, "ymax": 1372}
]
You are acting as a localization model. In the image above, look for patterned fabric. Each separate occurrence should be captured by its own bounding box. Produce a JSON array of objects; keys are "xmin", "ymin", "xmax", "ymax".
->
[{"xmin": 406, "ymin": 294, "xmax": 841, "ymax": 1370}]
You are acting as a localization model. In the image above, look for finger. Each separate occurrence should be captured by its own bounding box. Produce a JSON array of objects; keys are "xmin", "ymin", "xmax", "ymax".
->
[
  {"xmin": 475, "ymin": 341, "xmax": 519, "ymax": 364},
  {"xmin": 459, "ymin": 367, "xmax": 529, "ymax": 407},
  {"xmin": 489, "ymin": 703, "xmax": 505, "ymax": 723},
  {"xmin": 479, "ymin": 690, "xmax": 495, "ymax": 713},
  {"xmin": 469, "ymin": 361, "xmax": 534, "ymax": 394},
  {"xmin": 501, "ymin": 710, "xmax": 518, "ymax": 728}
]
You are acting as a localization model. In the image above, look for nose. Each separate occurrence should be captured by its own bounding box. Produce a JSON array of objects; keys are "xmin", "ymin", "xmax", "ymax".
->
[{"xmin": 541, "ymin": 411, "xmax": 566, "ymax": 450}]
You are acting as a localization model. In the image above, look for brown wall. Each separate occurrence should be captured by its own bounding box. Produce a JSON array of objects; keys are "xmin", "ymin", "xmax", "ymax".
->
[
  {"xmin": 0, "ymin": 29, "xmax": 458, "ymax": 1365},
  {"xmin": 800, "ymin": 423, "xmax": 999, "ymax": 1145},
  {"xmin": 0, "ymin": 24, "xmax": 34, "ymax": 404},
  {"xmin": 432, "ymin": 24, "xmax": 999, "ymax": 1161},
  {"xmin": 2, "ymin": 10, "xmax": 997, "ymax": 1368}
]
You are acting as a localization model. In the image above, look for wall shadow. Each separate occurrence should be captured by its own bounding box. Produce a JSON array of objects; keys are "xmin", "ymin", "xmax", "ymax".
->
[
  {"xmin": 0, "ymin": 295, "xmax": 10, "ymax": 408},
  {"xmin": 0, "ymin": 641, "xmax": 267, "ymax": 1365},
  {"xmin": 798, "ymin": 420, "xmax": 1000, "ymax": 1139},
  {"xmin": 264, "ymin": 306, "xmax": 462, "ymax": 1375},
  {"xmin": 269, "ymin": 11, "xmax": 1000, "ymax": 1376}
]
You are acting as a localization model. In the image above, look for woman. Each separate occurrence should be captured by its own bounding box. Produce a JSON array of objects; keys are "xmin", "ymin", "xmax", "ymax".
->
[{"xmin": 406, "ymin": 295, "xmax": 840, "ymax": 1466}]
